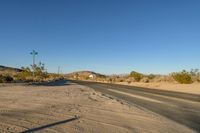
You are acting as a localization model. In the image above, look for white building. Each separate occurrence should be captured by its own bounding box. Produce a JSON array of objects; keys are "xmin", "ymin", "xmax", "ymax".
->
[{"xmin": 89, "ymin": 74, "xmax": 96, "ymax": 80}]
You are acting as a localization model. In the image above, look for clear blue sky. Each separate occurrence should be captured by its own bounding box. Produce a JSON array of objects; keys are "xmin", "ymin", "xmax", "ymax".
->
[{"xmin": 0, "ymin": 0, "xmax": 200, "ymax": 74}]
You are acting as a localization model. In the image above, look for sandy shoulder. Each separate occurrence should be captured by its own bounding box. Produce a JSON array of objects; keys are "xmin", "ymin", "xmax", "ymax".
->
[
  {"xmin": 0, "ymin": 82, "xmax": 196, "ymax": 133},
  {"xmin": 116, "ymin": 82, "xmax": 200, "ymax": 95}
]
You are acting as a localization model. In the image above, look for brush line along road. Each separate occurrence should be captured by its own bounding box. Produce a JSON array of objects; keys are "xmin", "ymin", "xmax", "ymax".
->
[{"xmin": 72, "ymin": 80, "xmax": 200, "ymax": 132}]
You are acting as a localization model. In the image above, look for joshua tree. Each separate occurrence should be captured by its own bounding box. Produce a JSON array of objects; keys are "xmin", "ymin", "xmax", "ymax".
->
[{"xmin": 30, "ymin": 50, "xmax": 38, "ymax": 77}]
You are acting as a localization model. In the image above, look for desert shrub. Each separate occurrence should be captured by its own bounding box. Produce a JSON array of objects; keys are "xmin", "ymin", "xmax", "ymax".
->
[
  {"xmin": 0, "ymin": 75, "xmax": 4, "ymax": 83},
  {"xmin": 190, "ymin": 69, "xmax": 200, "ymax": 82},
  {"xmin": 14, "ymin": 67, "xmax": 32, "ymax": 81},
  {"xmin": 172, "ymin": 70, "xmax": 193, "ymax": 84},
  {"xmin": 0, "ymin": 75, "xmax": 14, "ymax": 83},
  {"xmin": 15, "ymin": 63, "xmax": 50, "ymax": 82},
  {"xmin": 106, "ymin": 78, "xmax": 113, "ymax": 83},
  {"xmin": 140, "ymin": 77, "xmax": 149, "ymax": 83},
  {"xmin": 47, "ymin": 73, "xmax": 64, "ymax": 81},
  {"xmin": 190, "ymin": 69, "xmax": 200, "ymax": 76},
  {"xmin": 119, "ymin": 79, "xmax": 124, "ymax": 82},
  {"xmin": 35, "ymin": 70, "xmax": 48, "ymax": 79},
  {"xmin": 127, "ymin": 80, "xmax": 131, "ymax": 84},
  {"xmin": 85, "ymin": 77, "xmax": 90, "ymax": 80},
  {"xmin": 148, "ymin": 74, "xmax": 156, "ymax": 80},
  {"xmin": 34, "ymin": 63, "xmax": 49, "ymax": 79},
  {"xmin": 5, "ymin": 75, "xmax": 13, "ymax": 82},
  {"xmin": 129, "ymin": 71, "xmax": 144, "ymax": 82},
  {"xmin": 114, "ymin": 77, "xmax": 125, "ymax": 82},
  {"xmin": 99, "ymin": 75, "xmax": 106, "ymax": 79}
]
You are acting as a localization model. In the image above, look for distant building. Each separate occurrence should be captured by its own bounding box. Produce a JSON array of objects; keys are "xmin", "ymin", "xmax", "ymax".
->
[{"xmin": 89, "ymin": 74, "xmax": 96, "ymax": 80}]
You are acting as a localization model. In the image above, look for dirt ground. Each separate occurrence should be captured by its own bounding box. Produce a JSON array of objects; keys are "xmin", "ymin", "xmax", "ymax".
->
[
  {"xmin": 0, "ymin": 81, "xmax": 196, "ymax": 133},
  {"xmin": 116, "ymin": 82, "xmax": 200, "ymax": 95}
]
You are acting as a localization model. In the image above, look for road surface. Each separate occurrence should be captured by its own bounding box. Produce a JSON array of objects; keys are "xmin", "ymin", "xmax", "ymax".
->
[{"xmin": 72, "ymin": 80, "xmax": 200, "ymax": 132}]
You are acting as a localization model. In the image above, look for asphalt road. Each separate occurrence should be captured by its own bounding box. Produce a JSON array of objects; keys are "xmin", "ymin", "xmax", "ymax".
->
[{"xmin": 72, "ymin": 80, "xmax": 200, "ymax": 132}]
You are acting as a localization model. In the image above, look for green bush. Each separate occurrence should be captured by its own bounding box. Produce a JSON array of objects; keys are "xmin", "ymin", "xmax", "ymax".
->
[
  {"xmin": 172, "ymin": 70, "xmax": 193, "ymax": 84},
  {"xmin": 129, "ymin": 71, "xmax": 144, "ymax": 82}
]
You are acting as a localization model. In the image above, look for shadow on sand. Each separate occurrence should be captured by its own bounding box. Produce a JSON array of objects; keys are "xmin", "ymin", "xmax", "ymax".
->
[
  {"xmin": 21, "ymin": 117, "xmax": 80, "ymax": 133},
  {"xmin": 30, "ymin": 80, "xmax": 72, "ymax": 87}
]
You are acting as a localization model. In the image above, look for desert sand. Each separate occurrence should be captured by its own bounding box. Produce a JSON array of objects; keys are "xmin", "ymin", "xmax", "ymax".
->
[
  {"xmin": 0, "ymin": 81, "xmax": 196, "ymax": 133},
  {"xmin": 116, "ymin": 82, "xmax": 200, "ymax": 95}
]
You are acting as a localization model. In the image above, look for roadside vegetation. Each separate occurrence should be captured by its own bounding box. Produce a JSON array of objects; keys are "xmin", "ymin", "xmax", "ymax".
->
[
  {"xmin": 67, "ymin": 69, "xmax": 200, "ymax": 84},
  {"xmin": 0, "ymin": 50, "xmax": 64, "ymax": 84},
  {"xmin": 172, "ymin": 70, "xmax": 193, "ymax": 84},
  {"xmin": 129, "ymin": 71, "xmax": 144, "ymax": 82},
  {"xmin": 0, "ymin": 75, "xmax": 14, "ymax": 83},
  {"xmin": 0, "ymin": 63, "xmax": 63, "ymax": 83}
]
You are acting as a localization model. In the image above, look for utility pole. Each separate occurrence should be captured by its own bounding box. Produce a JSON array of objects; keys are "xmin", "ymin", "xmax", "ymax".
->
[
  {"xmin": 30, "ymin": 50, "xmax": 38, "ymax": 77},
  {"xmin": 60, "ymin": 68, "xmax": 62, "ymax": 74},
  {"xmin": 58, "ymin": 66, "xmax": 60, "ymax": 75}
]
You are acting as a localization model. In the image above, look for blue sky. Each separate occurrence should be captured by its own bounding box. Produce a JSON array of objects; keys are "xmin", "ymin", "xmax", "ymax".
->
[{"xmin": 0, "ymin": 0, "xmax": 200, "ymax": 74}]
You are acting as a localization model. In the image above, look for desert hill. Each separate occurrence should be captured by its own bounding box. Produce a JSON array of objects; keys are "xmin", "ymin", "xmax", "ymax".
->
[
  {"xmin": 66, "ymin": 71, "xmax": 106, "ymax": 80},
  {"xmin": 0, "ymin": 65, "xmax": 22, "ymax": 75}
]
